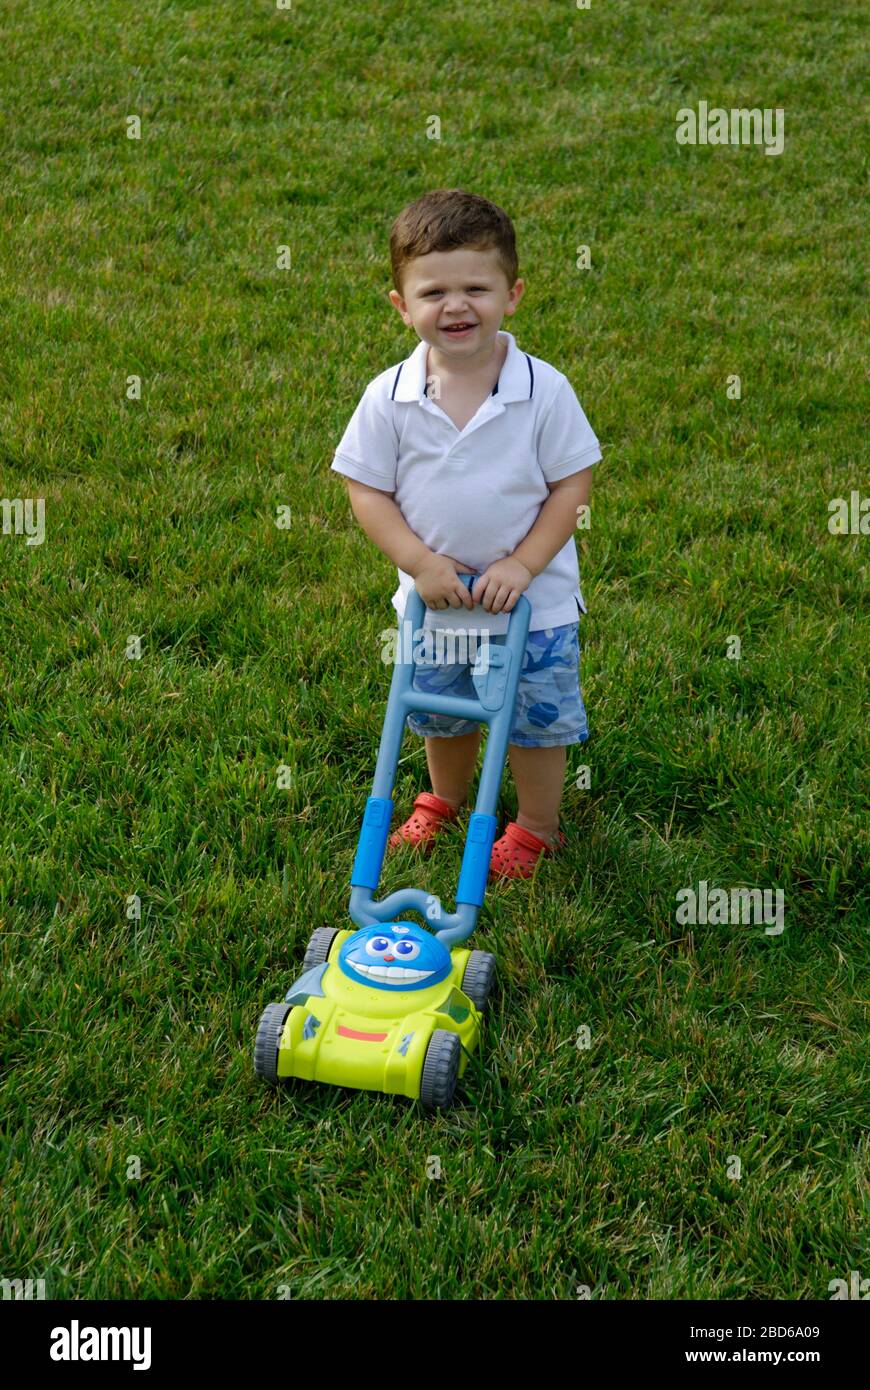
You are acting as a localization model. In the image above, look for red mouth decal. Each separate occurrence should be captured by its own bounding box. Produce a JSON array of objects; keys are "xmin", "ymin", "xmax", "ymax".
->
[{"xmin": 337, "ymin": 1025, "xmax": 388, "ymax": 1042}]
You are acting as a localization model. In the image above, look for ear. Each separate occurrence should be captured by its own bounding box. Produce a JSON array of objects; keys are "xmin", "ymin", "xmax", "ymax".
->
[
  {"xmin": 389, "ymin": 289, "xmax": 411, "ymax": 324},
  {"xmin": 504, "ymin": 279, "xmax": 525, "ymax": 315}
]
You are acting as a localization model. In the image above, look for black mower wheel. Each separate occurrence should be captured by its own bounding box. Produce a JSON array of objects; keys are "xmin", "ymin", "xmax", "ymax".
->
[
  {"xmin": 420, "ymin": 1029, "xmax": 461, "ymax": 1110},
  {"xmin": 461, "ymin": 950, "xmax": 497, "ymax": 1011},
  {"xmin": 302, "ymin": 927, "xmax": 339, "ymax": 970},
  {"xmin": 254, "ymin": 1002, "xmax": 291, "ymax": 1084}
]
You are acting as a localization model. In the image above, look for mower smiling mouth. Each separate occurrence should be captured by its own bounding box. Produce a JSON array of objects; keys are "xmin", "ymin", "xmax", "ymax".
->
[{"xmin": 350, "ymin": 962, "xmax": 434, "ymax": 984}]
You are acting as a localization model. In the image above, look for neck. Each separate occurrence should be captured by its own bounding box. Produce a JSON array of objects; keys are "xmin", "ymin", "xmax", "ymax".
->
[{"xmin": 427, "ymin": 330, "xmax": 507, "ymax": 380}]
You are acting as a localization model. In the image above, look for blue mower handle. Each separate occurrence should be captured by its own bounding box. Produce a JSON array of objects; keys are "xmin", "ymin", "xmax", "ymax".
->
[{"xmin": 346, "ymin": 572, "xmax": 531, "ymax": 947}]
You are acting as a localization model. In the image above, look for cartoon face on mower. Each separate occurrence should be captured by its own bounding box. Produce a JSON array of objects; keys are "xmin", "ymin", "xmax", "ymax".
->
[{"xmin": 338, "ymin": 923, "xmax": 452, "ymax": 992}]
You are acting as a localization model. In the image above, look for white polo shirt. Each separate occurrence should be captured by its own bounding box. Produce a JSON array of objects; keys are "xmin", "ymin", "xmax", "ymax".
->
[{"xmin": 331, "ymin": 329, "xmax": 601, "ymax": 634}]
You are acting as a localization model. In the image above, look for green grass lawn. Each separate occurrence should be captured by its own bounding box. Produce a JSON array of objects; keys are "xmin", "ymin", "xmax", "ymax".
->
[{"xmin": 1, "ymin": 0, "xmax": 867, "ymax": 1299}]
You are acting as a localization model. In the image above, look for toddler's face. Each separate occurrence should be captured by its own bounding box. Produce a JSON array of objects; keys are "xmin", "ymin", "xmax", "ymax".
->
[{"xmin": 389, "ymin": 246, "xmax": 523, "ymax": 358}]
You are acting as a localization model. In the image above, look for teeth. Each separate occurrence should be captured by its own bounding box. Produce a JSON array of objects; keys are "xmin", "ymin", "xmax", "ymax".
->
[{"xmin": 351, "ymin": 962, "xmax": 433, "ymax": 983}]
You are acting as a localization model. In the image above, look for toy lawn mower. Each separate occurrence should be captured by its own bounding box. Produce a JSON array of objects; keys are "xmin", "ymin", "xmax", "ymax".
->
[{"xmin": 254, "ymin": 574, "xmax": 531, "ymax": 1108}]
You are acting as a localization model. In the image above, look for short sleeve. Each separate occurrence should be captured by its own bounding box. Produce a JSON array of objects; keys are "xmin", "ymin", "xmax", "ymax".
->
[
  {"xmin": 536, "ymin": 375, "xmax": 602, "ymax": 483},
  {"xmin": 331, "ymin": 383, "xmax": 398, "ymax": 492}
]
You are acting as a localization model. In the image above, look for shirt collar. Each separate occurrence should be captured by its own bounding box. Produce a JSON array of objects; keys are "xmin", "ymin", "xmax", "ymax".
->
[{"xmin": 390, "ymin": 330, "xmax": 535, "ymax": 405}]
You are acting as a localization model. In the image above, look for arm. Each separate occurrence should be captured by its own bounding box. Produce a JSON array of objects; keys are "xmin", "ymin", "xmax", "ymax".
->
[
  {"xmin": 343, "ymin": 479, "xmax": 431, "ymax": 577},
  {"xmin": 342, "ymin": 479, "xmax": 474, "ymax": 610},
  {"xmin": 512, "ymin": 467, "xmax": 593, "ymax": 577},
  {"xmin": 473, "ymin": 468, "xmax": 594, "ymax": 613}
]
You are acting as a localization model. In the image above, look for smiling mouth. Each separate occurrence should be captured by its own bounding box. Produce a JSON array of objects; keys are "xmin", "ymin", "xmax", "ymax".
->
[
  {"xmin": 350, "ymin": 962, "xmax": 434, "ymax": 984},
  {"xmin": 442, "ymin": 323, "xmax": 477, "ymax": 334}
]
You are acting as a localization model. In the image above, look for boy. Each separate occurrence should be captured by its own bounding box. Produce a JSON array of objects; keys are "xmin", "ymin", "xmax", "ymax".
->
[{"xmin": 331, "ymin": 189, "xmax": 601, "ymax": 879}]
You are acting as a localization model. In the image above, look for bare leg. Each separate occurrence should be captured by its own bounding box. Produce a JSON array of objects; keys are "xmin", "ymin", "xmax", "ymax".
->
[
  {"xmin": 508, "ymin": 744, "xmax": 567, "ymax": 843},
  {"xmin": 425, "ymin": 728, "xmax": 482, "ymax": 810}
]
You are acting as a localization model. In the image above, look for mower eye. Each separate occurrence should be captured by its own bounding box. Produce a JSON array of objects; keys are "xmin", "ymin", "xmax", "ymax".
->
[
  {"xmin": 393, "ymin": 939, "xmax": 420, "ymax": 960},
  {"xmin": 366, "ymin": 936, "xmax": 393, "ymax": 957}
]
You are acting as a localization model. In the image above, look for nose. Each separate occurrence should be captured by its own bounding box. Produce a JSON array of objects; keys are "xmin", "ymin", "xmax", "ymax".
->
[{"xmin": 384, "ymin": 955, "xmax": 395, "ymax": 962}]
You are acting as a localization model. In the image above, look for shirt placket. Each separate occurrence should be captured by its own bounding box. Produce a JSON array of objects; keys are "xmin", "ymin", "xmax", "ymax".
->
[{"xmin": 421, "ymin": 395, "xmax": 505, "ymax": 448}]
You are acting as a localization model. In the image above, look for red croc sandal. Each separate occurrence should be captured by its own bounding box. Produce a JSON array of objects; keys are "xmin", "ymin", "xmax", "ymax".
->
[
  {"xmin": 489, "ymin": 821, "xmax": 566, "ymax": 880},
  {"xmin": 388, "ymin": 791, "xmax": 461, "ymax": 852}
]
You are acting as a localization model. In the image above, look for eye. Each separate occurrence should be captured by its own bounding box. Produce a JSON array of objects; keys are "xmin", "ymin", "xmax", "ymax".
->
[
  {"xmin": 424, "ymin": 290, "xmax": 443, "ymax": 297},
  {"xmin": 366, "ymin": 936, "xmax": 393, "ymax": 957},
  {"xmin": 393, "ymin": 939, "xmax": 420, "ymax": 960}
]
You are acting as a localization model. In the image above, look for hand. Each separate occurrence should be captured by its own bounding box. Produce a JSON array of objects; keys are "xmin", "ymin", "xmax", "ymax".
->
[
  {"xmin": 472, "ymin": 557, "xmax": 533, "ymax": 613},
  {"xmin": 413, "ymin": 554, "xmax": 476, "ymax": 611}
]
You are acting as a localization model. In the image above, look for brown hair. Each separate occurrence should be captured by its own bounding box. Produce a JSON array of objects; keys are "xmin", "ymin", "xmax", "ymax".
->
[{"xmin": 389, "ymin": 189, "xmax": 519, "ymax": 296}]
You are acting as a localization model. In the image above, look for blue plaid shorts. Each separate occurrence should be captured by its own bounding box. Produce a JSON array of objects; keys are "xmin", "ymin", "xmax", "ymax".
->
[{"xmin": 406, "ymin": 621, "xmax": 588, "ymax": 748}]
